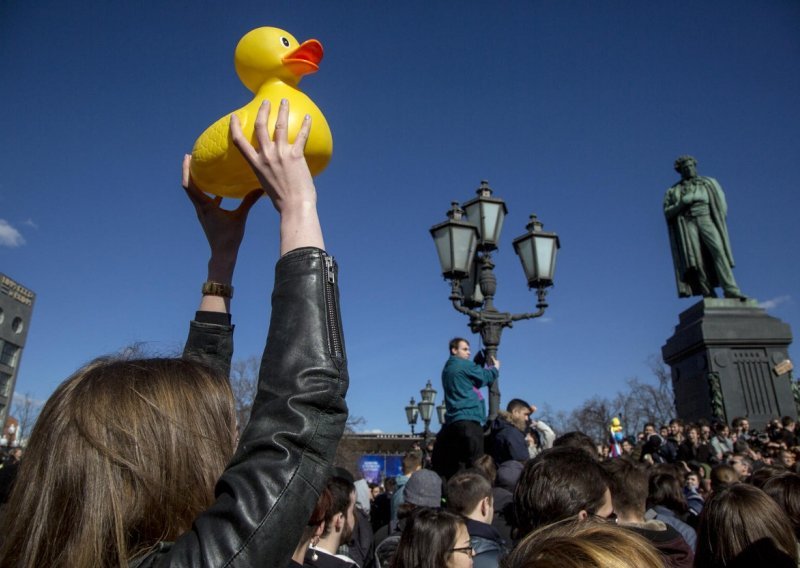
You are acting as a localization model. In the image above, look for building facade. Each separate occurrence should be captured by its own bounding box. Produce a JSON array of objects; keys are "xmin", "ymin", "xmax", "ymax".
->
[{"xmin": 0, "ymin": 273, "xmax": 35, "ymax": 428}]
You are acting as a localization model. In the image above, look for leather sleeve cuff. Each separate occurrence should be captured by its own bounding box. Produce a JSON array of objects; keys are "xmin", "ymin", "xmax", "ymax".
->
[{"xmin": 195, "ymin": 310, "xmax": 232, "ymax": 326}]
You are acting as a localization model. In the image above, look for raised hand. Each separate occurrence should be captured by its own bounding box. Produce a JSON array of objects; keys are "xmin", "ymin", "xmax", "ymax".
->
[
  {"xmin": 182, "ymin": 154, "xmax": 261, "ymax": 280},
  {"xmin": 230, "ymin": 99, "xmax": 324, "ymax": 254}
]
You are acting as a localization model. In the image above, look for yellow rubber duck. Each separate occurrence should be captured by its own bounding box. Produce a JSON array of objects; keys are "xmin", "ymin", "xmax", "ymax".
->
[{"xmin": 190, "ymin": 27, "xmax": 332, "ymax": 198}]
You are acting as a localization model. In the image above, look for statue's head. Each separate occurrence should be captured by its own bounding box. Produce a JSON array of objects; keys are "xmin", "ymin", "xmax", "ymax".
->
[
  {"xmin": 673, "ymin": 155, "xmax": 697, "ymax": 173},
  {"xmin": 674, "ymin": 155, "xmax": 699, "ymax": 180}
]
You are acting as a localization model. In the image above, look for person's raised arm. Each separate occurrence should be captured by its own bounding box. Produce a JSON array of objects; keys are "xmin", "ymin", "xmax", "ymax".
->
[
  {"xmin": 163, "ymin": 98, "xmax": 348, "ymax": 568},
  {"xmin": 181, "ymin": 156, "xmax": 261, "ymax": 374},
  {"xmin": 182, "ymin": 155, "xmax": 261, "ymax": 314},
  {"xmin": 230, "ymin": 98, "xmax": 324, "ymax": 255}
]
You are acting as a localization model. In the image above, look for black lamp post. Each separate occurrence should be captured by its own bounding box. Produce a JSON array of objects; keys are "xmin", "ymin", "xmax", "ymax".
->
[
  {"xmin": 405, "ymin": 381, "xmax": 446, "ymax": 439},
  {"xmin": 405, "ymin": 397, "xmax": 419, "ymax": 435},
  {"xmin": 430, "ymin": 181, "xmax": 560, "ymax": 421}
]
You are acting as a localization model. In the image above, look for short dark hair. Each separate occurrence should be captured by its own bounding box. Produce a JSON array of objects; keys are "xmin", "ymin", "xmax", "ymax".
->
[
  {"xmin": 402, "ymin": 450, "xmax": 423, "ymax": 474},
  {"xmin": 321, "ymin": 476, "xmax": 355, "ymax": 537},
  {"xmin": 552, "ymin": 431, "xmax": 598, "ymax": 459},
  {"xmin": 731, "ymin": 416, "xmax": 746, "ymax": 429},
  {"xmin": 471, "ymin": 455, "xmax": 497, "ymax": 485},
  {"xmin": 602, "ymin": 458, "xmax": 648, "ymax": 516},
  {"xmin": 513, "ymin": 447, "xmax": 610, "ymax": 536},
  {"xmin": 446, "ymin": 472, "xmax": 492, "ymax": 516},
  {"xmin": 507, "ymin": 398, "xmax": 532, "ymax": 413},
  {"xmin": 449, "ymin": 337, "xmax": 468, "ymax": 352}
]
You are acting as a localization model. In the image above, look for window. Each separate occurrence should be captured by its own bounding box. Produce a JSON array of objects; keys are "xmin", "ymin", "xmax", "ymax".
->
[
  {"xmin": 11, "ymin": 317, "xmax": 23, "ymax": 334},
  {"xmin": 0, "ymin": 371, "xmax": 10, "ymax": 397},
  {"xmin": 0, "ymin": 341, "xmax": 19, "ymax": 368}
]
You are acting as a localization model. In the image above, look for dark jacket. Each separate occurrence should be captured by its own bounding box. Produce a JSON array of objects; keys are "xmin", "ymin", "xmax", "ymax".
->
[
  {"xmin": 621, "ymin": 520, "xmax": 694, "ymax": 568},
  {"xmin": 303, "ymin": 548, "xmax": 358, "ymax": 567},
  {"xmin": 676, "ymin": 440, "xmax": 712, "ymax": 466},
  {"xmin": 646, "ymin": 506, "xmax": 697, "ymax": 552},
  {"xmin": 133, "ymin": 248, "xmax": 349, "ymax": 567},
  {"xmin": 465, "ymin": 518, "xmax": 506, "ymax": 568},
  {"xmin": 488, "ymin": 412, "xmax": 529, "ymax": 464},
  {"xmin": 490, "ymin": 488, "xmax": 515, "ymax": 544}
]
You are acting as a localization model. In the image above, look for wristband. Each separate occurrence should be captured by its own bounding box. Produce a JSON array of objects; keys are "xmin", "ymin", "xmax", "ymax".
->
[{"xmin": 202, "ymin": 281, "xmax": 233, "ymax": 299}]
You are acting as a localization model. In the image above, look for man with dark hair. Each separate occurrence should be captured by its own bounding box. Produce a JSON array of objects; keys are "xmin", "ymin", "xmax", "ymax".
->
[
  {"xmin": 488, "ymin": 398, "xmax": 532, "ymax": 465},
  {"xmin": 432, "ymin": 337, "xmax": 499, "ymax": 479},
  {"xmin": 389, "ymin": 450, "xmax": 422, "ymax": 526},
  {"xmin": 728, "ymin": 453, "xmax": 752, "ymax": 481},
  {"xmin": 551, "ymin": 431, "xmax": 598, "ymax": 459},
  {"xmin": 512, "ymin": 447, "xmax": 613, "ymax": 537},
  {"xmin": 446, "ymin": 471, "xmax": 506, "ymax": 568},
  {"xmin": 731, "ymin": 416, "xmax": 751, "ymax": 442},
  {"xmin": 306, "ymin": 476, "xmax": 358, "ymax": 567},
  {"xmin": 602, "ymin": 459, "xmax": 693, "ymax": 568}
]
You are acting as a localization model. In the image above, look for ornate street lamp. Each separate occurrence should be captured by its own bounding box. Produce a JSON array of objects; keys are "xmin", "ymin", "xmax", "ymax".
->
[
  {"xmin": 418, "ymin": 380, "xmax": 437, "ymax": 439},
  {"xmin": 405, "ymin": 397, "xmax": 419, "ymax": 435},
  {"xmin": 437, "ymin": 402, "xmax": 447, "ymax": 425},
  {"xmin": 430, "ymin": 181, "xmax": 560, "ymax": 420},
  {"xmin": 405, "ymin": 382, "xmax": 446, "ymax": 439},
  {"xmin": 462, "ymin": 181, "xmax": 508, "ymax": 252},
  {"xmin": 430, "ymin": 203, "xmax": 479, "ymax": 280}
]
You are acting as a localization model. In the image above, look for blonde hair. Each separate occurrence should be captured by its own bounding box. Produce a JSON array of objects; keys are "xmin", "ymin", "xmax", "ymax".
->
[
  {"xmin": 502, "ymin": 520, "xmax": 663, "ymax": 568},
  {"xmin": 0, "ymin": 357, "xmax": 236, "ymax": 568}
]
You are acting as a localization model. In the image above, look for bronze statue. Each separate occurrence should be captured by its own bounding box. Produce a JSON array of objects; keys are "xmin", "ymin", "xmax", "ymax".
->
[{"xmin": 664, "ymin": 155, "xmax": 745, "ymax": 299}]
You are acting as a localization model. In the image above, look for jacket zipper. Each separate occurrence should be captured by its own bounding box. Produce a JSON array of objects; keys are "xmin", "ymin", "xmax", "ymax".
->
[{"xmin": 324, "ymin": 255, "xmax": 344, "ymax": 358}]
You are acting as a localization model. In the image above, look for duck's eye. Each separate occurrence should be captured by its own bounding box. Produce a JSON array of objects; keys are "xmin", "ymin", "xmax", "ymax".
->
[{"xmin": 281, "ymin": 37, "xmax": 290, "ymax": 47}]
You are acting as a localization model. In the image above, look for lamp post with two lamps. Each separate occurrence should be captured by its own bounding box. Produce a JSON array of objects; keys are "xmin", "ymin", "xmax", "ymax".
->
[
  {"xmin": 405, "ymin": 380, "xmax": 446, "ymax": 440},
  {"xmin": 430, "ymin": 181, "xmax": 560, "ymax": 421}
]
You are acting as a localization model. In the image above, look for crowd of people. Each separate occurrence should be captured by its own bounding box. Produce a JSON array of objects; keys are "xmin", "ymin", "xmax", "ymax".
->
[
  {"xmin": 0, "ymin": 100, "xmax": 798, "ymax": 567},
  {"xmin": 332, "ymin": 408, "xmax": 800, "ymax": 568}
]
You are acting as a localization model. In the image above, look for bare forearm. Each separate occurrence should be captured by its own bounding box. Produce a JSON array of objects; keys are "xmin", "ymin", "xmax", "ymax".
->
[{"xmin": 280, "ymin": 202, "xmax": 324, "ymax": 255}]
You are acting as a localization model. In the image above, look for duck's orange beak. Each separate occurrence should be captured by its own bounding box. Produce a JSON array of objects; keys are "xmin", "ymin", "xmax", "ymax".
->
[{"xmin": 282, "ymin": 39, "xmax": 323, "ymax": 77}]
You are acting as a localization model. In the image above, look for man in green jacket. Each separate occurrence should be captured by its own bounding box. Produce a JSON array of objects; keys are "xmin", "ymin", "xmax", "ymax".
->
[{"xmin": 432, "ymin": 337, "xmax": 499, "ymax": 480}]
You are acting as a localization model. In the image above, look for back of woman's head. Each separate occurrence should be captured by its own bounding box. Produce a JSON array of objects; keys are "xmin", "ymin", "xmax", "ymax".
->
[
  {"xmin": 501, "ymin": 519, "xmax": 663, "ymax": 568},
  {"xmin": 0, "ymin": 356, "xmax": 235, "ymax": 568},
  {"xmin": 647, "ymin": 472, "xmax": 688, "ymax": 514},
  {"xmin": 762, "ymin": 472, "xmax": 800, "ymax": 540},
  {"xmin": 694, "ymin": 483, "xmax": 798, "ymax": 568},
  {"xmin": 391, "ymin": 508, "xmax": 464, "ymax": 568}
]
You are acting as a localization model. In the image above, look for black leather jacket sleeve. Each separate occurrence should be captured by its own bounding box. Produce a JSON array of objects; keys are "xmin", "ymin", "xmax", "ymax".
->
[{"xmin": 152, "ymin": 247, "xmax": 349, "ymax": 567}]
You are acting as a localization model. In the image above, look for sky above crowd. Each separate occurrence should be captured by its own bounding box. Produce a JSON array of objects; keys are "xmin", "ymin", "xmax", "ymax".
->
[{"xmin": 2, "ymin": 1, "xmax": 799, "ymax": 434}]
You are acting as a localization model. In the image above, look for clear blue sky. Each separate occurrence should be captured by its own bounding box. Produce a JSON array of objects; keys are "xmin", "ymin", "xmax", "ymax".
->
[{"xmin": 2, "ymin": 1, "xmax": 798, "ymax": 434}]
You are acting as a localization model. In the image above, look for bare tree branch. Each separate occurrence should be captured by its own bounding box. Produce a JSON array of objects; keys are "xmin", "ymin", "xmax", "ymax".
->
[
  {"xmin": 230, "ymin": 356, "xmax": 259, "ymax": 434},
  {"xmin": 10, "ymin": 392, "xmax": 42, "ymax": 445}
]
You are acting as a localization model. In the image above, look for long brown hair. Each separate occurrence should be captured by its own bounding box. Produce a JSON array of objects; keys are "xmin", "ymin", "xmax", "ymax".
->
[
  {"xmin": 502, "ymin": 519, "xmax": 663, "ymax": 568},
  {"xmin": 694, "ymin": 483, "xmax": 798, "ymax": 567},
  {"xmin": 391, "ymin": 508, "xmax": 465, "ymax": 568},
  {"xmin": 0, "ymin": 357, "xmax": 236, "ymax": 568}
]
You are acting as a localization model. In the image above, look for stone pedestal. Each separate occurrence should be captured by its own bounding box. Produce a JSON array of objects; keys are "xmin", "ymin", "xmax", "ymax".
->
[{"xmin": 662, "ymin": 298, "xmax": 795, "ymax": 430}]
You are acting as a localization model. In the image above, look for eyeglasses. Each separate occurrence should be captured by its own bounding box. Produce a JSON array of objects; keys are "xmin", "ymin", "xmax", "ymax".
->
[
  {"xmin": 593, "ymin": 511, "xmax": 618, "ymax": 524},
  {"xmin": 451, "ymin": 545, "xmax": 474, "ymax": 556}
]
